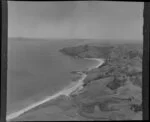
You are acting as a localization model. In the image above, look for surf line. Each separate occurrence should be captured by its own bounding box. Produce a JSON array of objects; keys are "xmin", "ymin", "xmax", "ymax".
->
[
  {"xmin": 84, "ymin": 58, "xmax": 105, "ymax": 70},
  {"xmin": 6, "ymin": 58, "xmax": 105, "ymax": 121}
]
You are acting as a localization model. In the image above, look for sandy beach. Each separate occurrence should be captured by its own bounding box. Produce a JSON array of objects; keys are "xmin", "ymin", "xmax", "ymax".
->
[{"xmin": 6, "ymin": 58, "xmax": 105, "ymax": 121}]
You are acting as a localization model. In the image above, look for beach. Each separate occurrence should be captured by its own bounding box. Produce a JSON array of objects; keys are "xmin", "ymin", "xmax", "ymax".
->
[{"xmin": 6, "ymin": 58, "xmax": 105, "ymax": 121}]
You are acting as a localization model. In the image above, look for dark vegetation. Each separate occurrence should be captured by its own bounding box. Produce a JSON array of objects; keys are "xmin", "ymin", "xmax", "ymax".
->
[{"xmin": 60, "ymin": 42, "xmax": 143, "ymax": 120}]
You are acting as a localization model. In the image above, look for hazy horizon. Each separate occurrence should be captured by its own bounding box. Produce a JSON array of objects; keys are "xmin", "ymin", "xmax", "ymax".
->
[
  {"xmin": 8, "ymin": 1, "xmax": 143, "ymax": 41},
  {"xmin": 8, "ymin": 37, "xmax": 143, "ymax": 44}
]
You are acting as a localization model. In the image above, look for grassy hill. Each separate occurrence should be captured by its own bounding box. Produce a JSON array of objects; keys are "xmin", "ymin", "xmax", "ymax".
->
[{"xmin": 60, "ymin": 42, "xmax": 143, "ymax": 120}]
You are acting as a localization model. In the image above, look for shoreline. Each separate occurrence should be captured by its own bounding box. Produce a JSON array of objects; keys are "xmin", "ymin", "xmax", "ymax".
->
[
  {"xmin": 84, "ymin": 58, "xmax": 105, "ymax": 69},
  {"xmin": 6, "ymin": 58, "xmax": 105, "ymax": 122}
]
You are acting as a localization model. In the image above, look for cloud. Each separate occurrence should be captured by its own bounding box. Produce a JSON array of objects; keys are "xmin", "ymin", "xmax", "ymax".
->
[{"xmin": 8, "ymin": 1, "xmax": 143, "ymax": 40}]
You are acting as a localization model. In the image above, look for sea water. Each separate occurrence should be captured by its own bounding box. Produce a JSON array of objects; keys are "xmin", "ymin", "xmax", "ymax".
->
[{"xmin": 7, "ymin": 38, "xmax": 99, "ymax": 114}]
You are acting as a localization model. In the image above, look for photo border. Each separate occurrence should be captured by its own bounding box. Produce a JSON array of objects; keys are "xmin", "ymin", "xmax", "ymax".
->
[{"xmin": 1, "ymin": 1, "xmax": 149, "ymax": 121}]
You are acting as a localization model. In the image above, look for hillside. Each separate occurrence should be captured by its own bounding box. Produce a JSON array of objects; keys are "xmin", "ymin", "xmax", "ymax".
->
[
  {"xmin": 13, "ymin": 42, "xmax": 143, "ymax": 121},
  {"xmin": 60, "ymin": 43, "xmax": 143, "ymax": 120}
]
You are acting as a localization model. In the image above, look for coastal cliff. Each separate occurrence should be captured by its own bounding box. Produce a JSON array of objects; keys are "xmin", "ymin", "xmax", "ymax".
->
[
  {"xmin": 59, "ymin": 44, "xmax": 113, "ymax": 59},
  {"xmin": 59, "ymin": 43, "xmax": 142, "ymax": 120}
]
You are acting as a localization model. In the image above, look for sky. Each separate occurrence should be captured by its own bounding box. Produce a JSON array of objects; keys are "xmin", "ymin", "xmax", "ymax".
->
[{"xmin": 8, "ymin": 1, "xmax": 143, "ymax": 40}]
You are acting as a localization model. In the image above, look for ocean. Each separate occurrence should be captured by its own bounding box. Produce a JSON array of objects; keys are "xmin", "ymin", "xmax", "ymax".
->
[{"xmin": 7, "ymin": 38, "xmax": 99, "ymax": 114}]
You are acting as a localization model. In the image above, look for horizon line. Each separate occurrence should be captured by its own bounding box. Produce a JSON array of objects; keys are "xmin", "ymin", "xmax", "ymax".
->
[{"xmin": 8, "ymin": 37, "xmax": 143, "ymax": 42}]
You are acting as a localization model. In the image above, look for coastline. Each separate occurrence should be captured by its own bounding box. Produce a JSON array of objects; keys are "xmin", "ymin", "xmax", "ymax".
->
[
  {"xmin": 84, "ymin": 58, "xmax": 105, "ymax": 69},
  {"xmin": 6, "ymin": 58, "xmax": 105, "ymax": 122}
]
